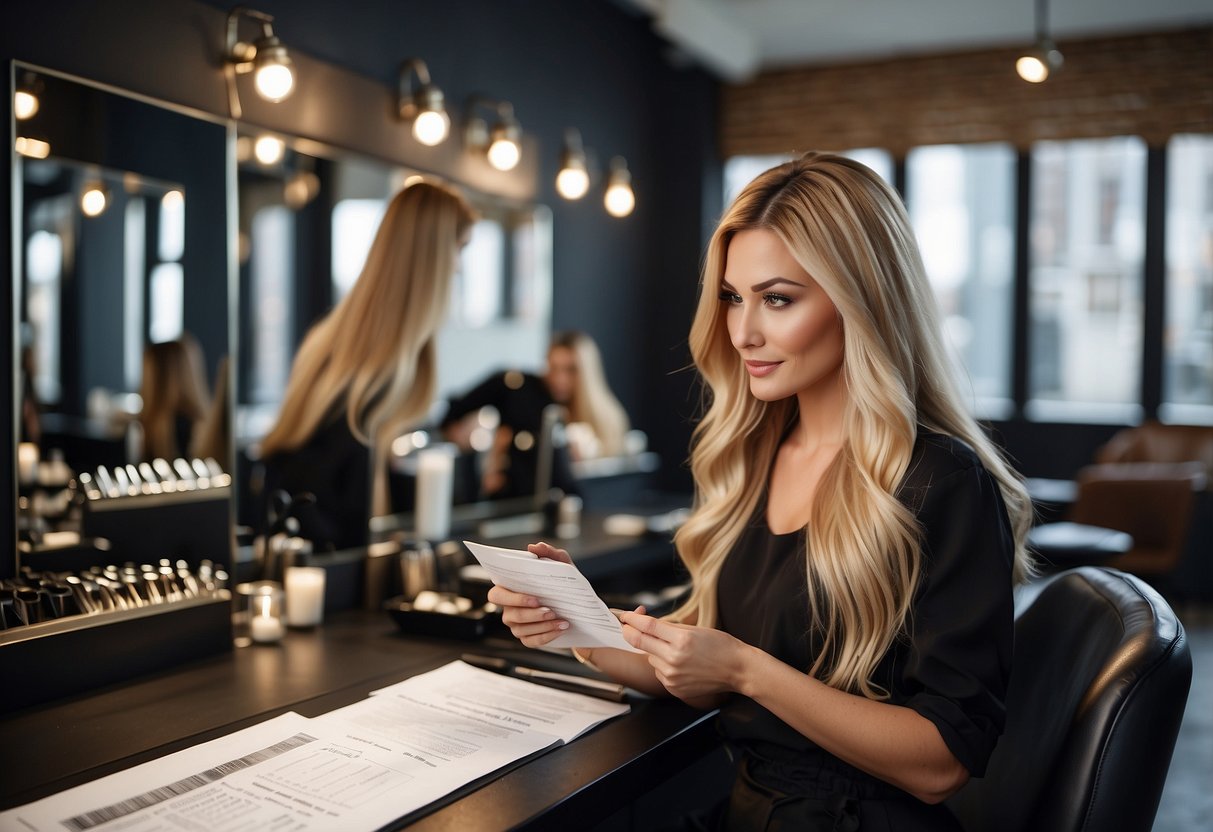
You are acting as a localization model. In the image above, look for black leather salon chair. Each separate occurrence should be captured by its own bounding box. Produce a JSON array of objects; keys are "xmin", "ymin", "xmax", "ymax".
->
[{"xmin": 947, "ymin": 567, "xmax": 1192, "ymax": 832}]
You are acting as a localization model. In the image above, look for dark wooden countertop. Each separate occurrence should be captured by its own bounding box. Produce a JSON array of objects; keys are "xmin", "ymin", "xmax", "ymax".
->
[{"xmin": 0, "ymin": 609, "xmax": 720, "ymax": 830}]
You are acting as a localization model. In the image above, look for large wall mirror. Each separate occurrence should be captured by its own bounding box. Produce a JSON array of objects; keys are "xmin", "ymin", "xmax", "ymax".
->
[
  {"xmin": 232, "ymin": 125, "xmax": 554, "ymax": 547},
  {"xmin": 12, "ymin": 64, "xmax": 234, "ymax": 569}
]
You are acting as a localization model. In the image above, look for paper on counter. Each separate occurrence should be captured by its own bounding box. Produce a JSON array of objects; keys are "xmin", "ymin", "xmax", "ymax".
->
[{"xmin": 463, "ymin": 540, "xmax": 641, "ymax": 652}]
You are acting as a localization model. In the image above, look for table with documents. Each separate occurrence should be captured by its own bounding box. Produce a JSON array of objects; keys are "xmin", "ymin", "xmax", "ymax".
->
[{"xmin": 0, "ymin": 609, "xmax": 720, "ymax": 831}]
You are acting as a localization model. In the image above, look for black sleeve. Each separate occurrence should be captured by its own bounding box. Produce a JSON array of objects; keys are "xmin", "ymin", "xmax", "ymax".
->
[
  {"xmin": 899, "ymin": 463, "xmax": 1015, "ymax": 777},
  {"xmin": 440, "ymin": 374, "xmax": 506, "ymax": 428}
]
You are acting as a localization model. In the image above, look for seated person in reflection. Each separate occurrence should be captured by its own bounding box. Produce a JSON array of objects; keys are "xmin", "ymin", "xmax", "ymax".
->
[
  {"xmin": 139, "ymin": 335, "xmax": 211, "ymax": 462},
  {"xmin": 258, "ymin": 181, "xmax": 475, "ymax": 550},
  {"xmin": 440, "ymin": 331, "xmax": 626, "ymax": 500},
  {"xmin": 491, "ymin": 154, "xmax": 1033, "ymax": 829}
]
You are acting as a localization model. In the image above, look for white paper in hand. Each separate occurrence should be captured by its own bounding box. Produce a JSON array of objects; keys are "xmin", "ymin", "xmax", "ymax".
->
[{"xmin": 464, "ymin": 541, "xmax": 640, "ymax": 652}]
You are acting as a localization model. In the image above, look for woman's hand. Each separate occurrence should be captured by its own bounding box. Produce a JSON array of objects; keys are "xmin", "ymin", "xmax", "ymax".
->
[
  {"xmin": 486, "ymin": 542, "xmax": 574, "ymax": 648},
  {"xmin": 619, "ymin": 610, "xmax": 754, "ymax": 703}
]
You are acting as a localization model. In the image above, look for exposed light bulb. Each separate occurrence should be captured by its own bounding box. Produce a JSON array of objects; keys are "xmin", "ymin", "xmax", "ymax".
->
[
  {"xmin": 14, "ymin": 137, "xmax": 50, "ymax": 159},
  {"xmin": 413, "ymin": 109, "xmax": 450, "ymax": 146},
  {"xmin": 254, "ymin": 61, "xmax": 294, "ymax": 102},
  {"xmin": 254, "ymin": 134, "xmax": 285, "ymax": 165},
  {"xmin": 1016, "ymin": 55, "xmax": 1047, "ymax": 83},
  {"xmin": 556, "ymin": 166, "xmax": 590, "ymax": 200},
  {"xmin": 487, "ymin": 137, "xmax": 521, "ymax": 171},
  {"xmin": 81, "ymin": 186, "xmax": 108, "ymax": 218},
  {"xmin": 162, "ymin": 190, "xmax": 184, "ymax": 209},
  {"xmin": 14, "ymin": 90, "xmax": 39, "ymax": 120},
  {"xmin": 605, "ymin": 183, "xmax": 635, "ymax": 218}
]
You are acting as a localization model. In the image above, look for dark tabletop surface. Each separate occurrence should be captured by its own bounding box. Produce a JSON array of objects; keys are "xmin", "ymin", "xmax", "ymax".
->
[{"xmin": 0, "ymin": 608, "xmax": 718, "ymax": 830}]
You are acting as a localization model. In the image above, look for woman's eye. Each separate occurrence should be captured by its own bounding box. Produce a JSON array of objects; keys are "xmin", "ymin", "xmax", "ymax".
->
[
  {"xmin": 764, "ymin": 293, "xmax": 792, "ymax": 308},
  {"xmin": 718, "ymin": 290, "xmax": 742, "ymax": 305}
]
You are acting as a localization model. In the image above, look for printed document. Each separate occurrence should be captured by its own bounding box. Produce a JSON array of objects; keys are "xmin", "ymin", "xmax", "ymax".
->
[
  {"xmin": 0, "ymin": 662, "xmax": 628, "ymax": 832},
  {"xmin": 463, "ymin": 540, "xmax": 640, "ymax": 651}
]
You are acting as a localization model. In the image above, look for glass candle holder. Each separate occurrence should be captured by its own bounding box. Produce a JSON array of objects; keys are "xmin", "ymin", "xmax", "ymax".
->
[{"xmin": 236, "ymin": 580, "xmax": 285, "ymax": 644}]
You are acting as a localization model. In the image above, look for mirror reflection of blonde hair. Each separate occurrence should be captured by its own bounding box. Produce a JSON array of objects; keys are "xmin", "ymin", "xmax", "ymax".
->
[
  {"xmin": 260, "ymin": 181, "xmax": 476, "ymax": 510},
  {"xmin": 548, "ymin": 331, "xmax": 630, "ymax": 457},
  {"xmin": 140, "ymin": 335, "xmax": 211, "ymax": 462},
  {"xmin": 672, "ymin": 152, "xmax": 1033, "ymax": 699}
]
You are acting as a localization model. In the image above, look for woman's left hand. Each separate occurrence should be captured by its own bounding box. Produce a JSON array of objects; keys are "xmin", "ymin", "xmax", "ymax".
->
[{"xmin": 619, "ymin": 610, "xmax": 753, "ymax": 702}]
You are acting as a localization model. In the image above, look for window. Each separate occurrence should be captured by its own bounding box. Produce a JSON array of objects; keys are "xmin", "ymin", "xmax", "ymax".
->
[
  {"xmin": 1027, "ymin": 137, "xmax": 1147, "ymax": 422},
  {"xmin": 26, "ymin": 229, "xmax": 63, "ymax": 404},
  {"xmin": 148, "ymin": 263, "xmax": 184, "ymax": 344},
  {"xmin": 451, "ymin": 219, "xmax": 505, "ymax": 327},
  {"xmin": 723, "ymin": 148, "xmax": 894, "ymax": 206},
  {"xmin": 332, "ymin": 198, "xmax": 386, "ymax": 300},
  {"xmin": 249, "ymin": 206, "xmax": 294, "ymax": 403},
  {"xmin": 907, "ymin": 143, "xmax": 1016, "ymax": 416},
  {"xmin": 1161, "ymin": 134, "xmax": 1213, "ymax": 424}
]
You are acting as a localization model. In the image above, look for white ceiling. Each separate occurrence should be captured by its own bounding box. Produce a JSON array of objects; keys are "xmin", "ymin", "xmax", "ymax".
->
[{"xmin": 620, "ymin": 0, "xmax": 1213, "ymax": 80}]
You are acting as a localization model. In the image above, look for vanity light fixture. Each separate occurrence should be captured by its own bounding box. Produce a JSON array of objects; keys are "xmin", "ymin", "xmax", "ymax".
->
[
  {"xmin": 397, "ymin": 58, "xmax": 450, "ymax": 147},
  {"xmin": 603, "ymin": 157, "xmax": 635, "ymax": 218},
  {"xmin": 224, "ymin": 6, "xmax": 296, "ymax": 118},
  {"xmin": 80, "ymin": 182, "xmax": 110, "ymax": 218},
  {"xmin": 555, "ymin": 128, "xmax": 591, "ymax": 201},
  {"xmin": 253, "ymin": 134, "xmax": 286, "ymax": 166},
  {"xmin": 1016, "ymin": 0, "xmax": 1063, "ymax": 83},
  {"xmin": 14, "ymin": 137, "xmax": 51, "ymax": 159},
  {"xmin": 465, "ymin": 96, "xmax": 523, "ymax": 172},
  {"xmin": 14, "ymin": 74, "xmax": 42, "ymax": 121}
]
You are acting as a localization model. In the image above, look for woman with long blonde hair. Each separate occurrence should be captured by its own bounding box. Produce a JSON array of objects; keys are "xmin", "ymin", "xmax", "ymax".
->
[
  {"xmin": 546, "ymin": 330, "xmax": 630, "ymax": 458},
  {"xmin": 260, "ymin": 180, "xmax": 475, "ymax": 549},
  {"xmin": 491, "ymin": 153, "xmax": 1032, "ymax": 829}
]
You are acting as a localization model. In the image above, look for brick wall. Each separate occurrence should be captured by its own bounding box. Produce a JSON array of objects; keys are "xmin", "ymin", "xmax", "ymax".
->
[{"xmin": 721, "ymin": 27, "xmax": 1213, "ymax": 157}]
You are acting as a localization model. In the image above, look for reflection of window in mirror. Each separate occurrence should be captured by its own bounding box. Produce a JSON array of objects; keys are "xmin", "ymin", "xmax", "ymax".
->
[
  {"xmin": 452, "ymin": 219, "xmax": 504, "ymax": 327},
  {"xmin": 26, "ymin": 227, "xmax": 65, "ymax": 405},
  {"xmin": 250, "ymin": 206, "xmax": 293, "ymax": 403},
  {"xmin": 332, "ymin": 199, "xmax": 386, "ymax": 299}
]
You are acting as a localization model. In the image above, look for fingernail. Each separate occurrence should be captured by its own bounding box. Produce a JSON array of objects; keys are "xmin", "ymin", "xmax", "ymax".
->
[
  {"xmin": 557, "ymin": 621, "xmax": 569, "ymax": 630},
  {"xmin": 541, "ymin": 608, "xmax": 554, "ymax": 619}
]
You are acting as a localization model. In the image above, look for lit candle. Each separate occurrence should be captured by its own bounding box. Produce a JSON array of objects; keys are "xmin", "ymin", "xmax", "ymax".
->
[
  {"xmin": 415, "ymin": 447, "xmax": 454, "ymax": 541},
  {"xmin": 285, "ymin": 567, "xmax": 326, "ymax": 627},
  {"xmin": 251, "ymin": 595, "xmax": 284, "ymax": 643}
]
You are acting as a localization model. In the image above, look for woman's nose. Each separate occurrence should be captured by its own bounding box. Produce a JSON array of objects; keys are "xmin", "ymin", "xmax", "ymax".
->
[{"xmin": 730, "ymin": 303, "xmax": 765, "ymax": 350}]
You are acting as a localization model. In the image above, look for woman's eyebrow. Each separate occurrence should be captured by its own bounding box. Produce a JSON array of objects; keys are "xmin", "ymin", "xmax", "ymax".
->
[{"xmin": 752, "ymin": 277, "xmax": 805, "ymax": 291}]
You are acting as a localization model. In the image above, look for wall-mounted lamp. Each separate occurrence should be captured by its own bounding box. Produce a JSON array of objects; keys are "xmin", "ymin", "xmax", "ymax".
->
[
  {"xmin": 398, "ymin": 58, "xmax": 449, "ymax": 147},
  {"xmin": 81, "ymin": 182, "xmax": 110, "ymax": 218},
  {"xmin": 14, "ymin": 73, "xmax": 42, "ymax": 121},
  {"xmin": 224, "ymin": 6, "xmax": 296, "ymax": 118},
  {"xmin": 604, "ymin": 157, "xmax": 635, "ymax": 218},
  {"xmin": 556, "ymin": 128, "xmax": 591, "ymax": 200},
  {"xmin": 465, "ymin": 96, "xmax": 522, "ymax": 172},
  {"xmin": 1016, "ymin": 0, "xmax": 1063, "ymax": 83}
]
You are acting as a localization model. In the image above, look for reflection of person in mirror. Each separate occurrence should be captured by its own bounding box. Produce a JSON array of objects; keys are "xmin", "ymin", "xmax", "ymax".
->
[
  {"xmin": 490, "ymin": 153, "xmax": 1035, "ymax": 830},
  {"xmin": 259, "ymin": 181, "xmax": 475, "ymax": 550},
  {"xmin": 440, "ymin": 331, "xmax": 627, "ymax": 499},
  {"xmin": 139, "ymin": 334, "xmax": 211, "ymax": 462}
]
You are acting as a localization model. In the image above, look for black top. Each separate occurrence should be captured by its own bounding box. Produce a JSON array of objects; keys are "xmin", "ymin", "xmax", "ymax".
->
[
  {"xmin": 260, "ymin": 415, "xmax": 371, "ymax": 551},
  {"xmin": 441, "ymin": 371, "xmax": 577, "ymax": 500},
  {"xmin": 717, "ymin": 430, "xmax": 1014, "ymax": 789}
]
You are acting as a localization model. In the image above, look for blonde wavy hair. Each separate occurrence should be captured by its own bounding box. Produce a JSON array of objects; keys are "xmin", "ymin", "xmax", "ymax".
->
[
  {"xmin": 549, "ymin": 331, "xmax": 630, "ymax": 457},
  {"xmin": 140, "ymin": 336, "xmax": 211, "ymax": 462},
  {"xmin": 672, "ymin": 152, "xmax": 1033, "ymax": 699},
  {"xmin": 260, "ymin": 181, "xmax": 475, "ymax": 511}
]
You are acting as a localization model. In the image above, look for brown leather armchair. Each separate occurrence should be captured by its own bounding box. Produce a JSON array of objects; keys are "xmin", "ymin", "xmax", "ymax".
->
[
  {"xmin": 947, "ymin": 567, "xmax": 1192, "ymax": 832},
  {"xmin": 1095, "ymin": 420, "xmax": 1213, "ymax": 486}
]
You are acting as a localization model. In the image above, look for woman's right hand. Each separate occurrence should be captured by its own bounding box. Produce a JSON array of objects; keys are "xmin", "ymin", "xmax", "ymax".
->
[{"xmin": 487, "ymin": 542, "xmax": 574, "ymax": 648}]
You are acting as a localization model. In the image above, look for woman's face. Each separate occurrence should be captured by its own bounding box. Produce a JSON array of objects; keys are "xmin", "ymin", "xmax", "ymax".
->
[
  {"xmin": 721, "ymin": 228, "xmax": 845, "ymax": 402},
  {"xmin": 545, "ymin": 346, "xmax": 578, "ymax": 405}
]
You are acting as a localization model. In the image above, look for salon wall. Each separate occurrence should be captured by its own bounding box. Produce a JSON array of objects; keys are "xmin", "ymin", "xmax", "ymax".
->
[{"xmin": 3, "ymin": 0, "xmax": 720, "ymax": 573}]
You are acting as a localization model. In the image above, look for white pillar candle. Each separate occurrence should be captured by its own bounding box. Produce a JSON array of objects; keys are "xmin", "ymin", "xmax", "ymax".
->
[
  {"xmin": 17, "ymin": 443, "xmax": 39, "ymax": 484},
  {"xmin": 414, "ymin": 447, "xmax": 454, "ymax": 541},
  {"xmin": 285, "ymin": 566, "xmax": 326, "ymax": 627}
]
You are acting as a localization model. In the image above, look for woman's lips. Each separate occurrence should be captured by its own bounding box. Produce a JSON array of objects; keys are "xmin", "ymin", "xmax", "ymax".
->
[{"xmin": 744, "ymin": 360, "xmax": 782, "ymax": 377}]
